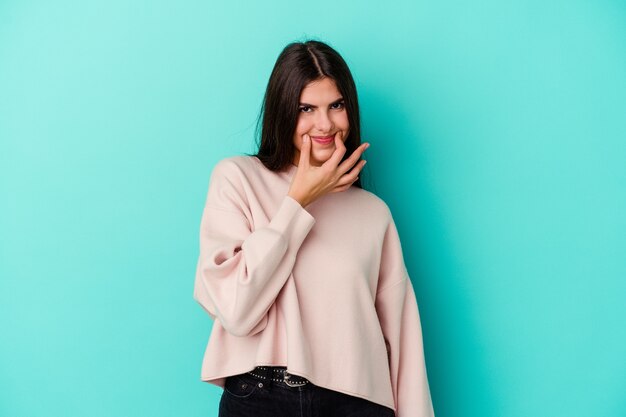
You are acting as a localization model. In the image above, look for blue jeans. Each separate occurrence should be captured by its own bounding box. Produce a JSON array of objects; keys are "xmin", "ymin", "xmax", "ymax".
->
[{"xmin": 219, "ymin": 371, "xmax": 395, "ymax": 417}]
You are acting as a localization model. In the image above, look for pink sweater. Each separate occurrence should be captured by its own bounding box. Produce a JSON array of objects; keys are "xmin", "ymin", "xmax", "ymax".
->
[{"xmin": 193, "ymin": 155, "xmax": 434, "ymax": 416}]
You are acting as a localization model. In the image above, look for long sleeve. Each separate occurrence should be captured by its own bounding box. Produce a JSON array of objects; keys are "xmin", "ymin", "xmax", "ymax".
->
[
  {"xmin": 375, "ymin": 217, "xmax": 435, "ymax": 417},
  {"xmin": 193, "ymin": 159, "xmax": 316, "ymax": 337}
]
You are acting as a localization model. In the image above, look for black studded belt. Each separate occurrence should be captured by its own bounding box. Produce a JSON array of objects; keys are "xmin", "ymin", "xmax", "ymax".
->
[{"xmin": 246, "ymin": 366, "xmax": 310, "ymax": 388}]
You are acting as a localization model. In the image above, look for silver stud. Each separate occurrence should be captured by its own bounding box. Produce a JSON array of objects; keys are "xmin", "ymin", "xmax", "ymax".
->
[{"xmin": 258, "ymin": 382, "xmax": 264, "ymax": 388}]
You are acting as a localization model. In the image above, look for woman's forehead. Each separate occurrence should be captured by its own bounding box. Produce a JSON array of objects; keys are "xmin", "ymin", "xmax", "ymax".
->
[{"xmin": 300, "ymin": 78, "xmax": 342, "ymax": 102}]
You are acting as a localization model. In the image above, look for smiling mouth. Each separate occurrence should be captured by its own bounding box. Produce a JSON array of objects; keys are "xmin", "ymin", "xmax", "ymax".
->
[{"xmin": 311, "ymin": 136, "xmax": 334, "ymax": 145}]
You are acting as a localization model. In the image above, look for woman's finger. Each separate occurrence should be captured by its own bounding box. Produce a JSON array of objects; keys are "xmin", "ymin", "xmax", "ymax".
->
[
  {"xmin": 324, "ymin": 131, "xmax": 347, "ymax": 171},
  {"xmin": 338, "ymin": 143, "xmax": 368, "ymax": 175},
  {"xmin": 299, "ymin": 134, "xmax": 311, "ymax": 167},
  {"xmin": 340, "ymin": 158, "xmax": 366, "ymax": 182},
  {"xmin": 331, "ymin": 177, "xmax": 357, "ymax": 193},
  {"xmin": 332, "ymin": 162, "xmax": 362, "ymax": 190}
]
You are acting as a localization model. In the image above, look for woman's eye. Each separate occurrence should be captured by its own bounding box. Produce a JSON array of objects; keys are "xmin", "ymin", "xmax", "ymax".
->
[
  {"xmin": 299, "ymin": 106, "xmax": 312, "ymax": 113},
  {"xmin": 331, "ymin": 102, "xmax": 345, "ymax": 109}
]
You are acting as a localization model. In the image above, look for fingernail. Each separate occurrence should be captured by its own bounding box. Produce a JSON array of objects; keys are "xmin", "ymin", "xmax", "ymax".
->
[{"xmin": 303, "ymin": 135, "xmax": 309, "ymax": 142}]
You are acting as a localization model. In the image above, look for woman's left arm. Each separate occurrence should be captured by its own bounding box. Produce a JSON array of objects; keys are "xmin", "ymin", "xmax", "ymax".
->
[{"xmin": 375, "ymin": 216, "xmax": 435, "ymax": 417}]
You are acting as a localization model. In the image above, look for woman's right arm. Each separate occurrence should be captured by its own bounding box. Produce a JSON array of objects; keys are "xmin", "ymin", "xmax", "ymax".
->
[{"xmin": 193, "ymin": 159, "xmax": 316, "ymax": 337}]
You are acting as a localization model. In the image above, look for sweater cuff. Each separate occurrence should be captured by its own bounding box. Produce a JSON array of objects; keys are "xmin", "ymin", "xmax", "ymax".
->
[{"xmin": 267, "ymin": 195, "xmax": 316, "ymax": 250}]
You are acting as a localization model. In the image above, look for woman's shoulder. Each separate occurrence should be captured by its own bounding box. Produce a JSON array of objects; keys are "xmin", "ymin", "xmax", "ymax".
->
[
  {"xmin": 211, "ymin": 154, "xmax": 257, "ymax": 174},
  {"xmin": 347, "ymin": 186, "xmax": 393, "ymax": 223},
  {"xmin": 208, "ymin": 155, "xmax": 265, "ymax": 183}
]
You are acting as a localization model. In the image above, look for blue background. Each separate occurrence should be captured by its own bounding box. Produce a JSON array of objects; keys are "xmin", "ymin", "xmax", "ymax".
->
[{"xmin": 1, "ymin": 0, "xmax": 625, "ymax": 416}]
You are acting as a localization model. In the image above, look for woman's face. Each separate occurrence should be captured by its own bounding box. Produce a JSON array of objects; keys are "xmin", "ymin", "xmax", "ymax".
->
[{"xmin": 292, "ymin": 77, "xmax": 350, "ymax": 167}]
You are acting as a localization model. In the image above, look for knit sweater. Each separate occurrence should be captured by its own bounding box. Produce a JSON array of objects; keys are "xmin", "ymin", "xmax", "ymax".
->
[{"xmin": 193, "ymin": 155, "xmax": 434, "ymax": 416}]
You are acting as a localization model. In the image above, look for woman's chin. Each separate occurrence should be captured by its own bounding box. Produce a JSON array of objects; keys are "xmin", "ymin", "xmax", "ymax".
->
[
  {"xmin": 312, "ymin": 155, "xmax": 333, "ymax": 166},
  {"xmin": 313, "ymin": 146, "xmax": 335, "ymax": 157}
]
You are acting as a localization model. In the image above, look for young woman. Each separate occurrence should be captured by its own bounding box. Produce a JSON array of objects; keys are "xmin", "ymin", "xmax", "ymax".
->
[{"xmin": 194, "ymin": 40, "xmax": 435, "ymax": 417}]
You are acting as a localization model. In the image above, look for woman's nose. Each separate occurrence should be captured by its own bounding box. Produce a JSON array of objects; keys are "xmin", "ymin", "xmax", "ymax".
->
[{"xmin": 315, "ymin": 110, "xmax": 333, "ymax": 132}]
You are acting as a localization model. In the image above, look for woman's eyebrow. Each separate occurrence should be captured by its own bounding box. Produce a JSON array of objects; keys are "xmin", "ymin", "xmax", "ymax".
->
[{"xmin": 299, "ymin": 97, "xmax": 344, "ymax": 108}]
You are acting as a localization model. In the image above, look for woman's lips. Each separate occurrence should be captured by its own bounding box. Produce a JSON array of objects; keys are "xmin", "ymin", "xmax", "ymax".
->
[{"xmin": 311, "ymin": 135, "xmax": 334, "ymax": 145}]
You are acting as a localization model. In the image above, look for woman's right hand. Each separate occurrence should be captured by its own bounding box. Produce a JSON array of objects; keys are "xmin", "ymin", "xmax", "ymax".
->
[{"xmin": 287, "ymin": 131, "xmax": 370, "ymax": 208}]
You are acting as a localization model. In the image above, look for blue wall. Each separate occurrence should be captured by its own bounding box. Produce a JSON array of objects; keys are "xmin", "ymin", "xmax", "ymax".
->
[{"xmin": 1, "ymin": 1, "xmax": 624, "ymax": 416}]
